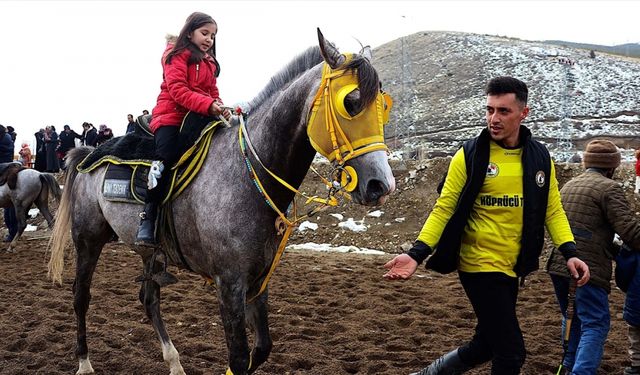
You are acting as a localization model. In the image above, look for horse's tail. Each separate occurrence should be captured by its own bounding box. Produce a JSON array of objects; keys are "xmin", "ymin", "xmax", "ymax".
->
[
  {"xmin": 48, "ymin": 147, "xmax": 92, "ymax": 285},
  {"xmin": 39, "ymin": 173, "xmax": 62, "ymax": 202}
]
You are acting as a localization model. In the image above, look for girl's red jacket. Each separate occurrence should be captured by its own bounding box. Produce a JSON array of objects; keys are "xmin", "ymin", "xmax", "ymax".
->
[{"xmin": 150, "ymin": 45, "xmax": 222, "ymax": 132}]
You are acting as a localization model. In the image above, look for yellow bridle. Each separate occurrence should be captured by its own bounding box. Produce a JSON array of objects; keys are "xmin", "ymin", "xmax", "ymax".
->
[{"xmin": 307, "ymin": 54, "xmax": 393, "ymax": 170}]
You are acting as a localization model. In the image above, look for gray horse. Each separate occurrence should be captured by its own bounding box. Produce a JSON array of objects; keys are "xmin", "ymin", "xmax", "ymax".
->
[
  {"xmin": 48, "ymin": 30, "xmax": 395, "ymax": 375},
  {"xmin": 0, "ymin": 168, "xmax": 61, "ymax": 252}
]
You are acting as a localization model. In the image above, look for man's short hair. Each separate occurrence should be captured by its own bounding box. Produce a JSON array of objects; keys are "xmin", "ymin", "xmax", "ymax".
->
[{"xmin": 485, "ymin": 76, "xmax": 528, "ymax": 105}]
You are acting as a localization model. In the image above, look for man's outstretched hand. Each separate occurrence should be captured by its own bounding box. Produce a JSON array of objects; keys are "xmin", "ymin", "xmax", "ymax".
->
[{"xmin": 383, "ymin": 254, "xmax": 418, "ymax": 280}]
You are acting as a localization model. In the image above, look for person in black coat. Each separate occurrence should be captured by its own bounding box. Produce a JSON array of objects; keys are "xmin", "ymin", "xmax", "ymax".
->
[
  {"xmin": 33, "ymin": 129, "xmax": 46, "ymax": 172},
  {"xmin": 81, "ymin": 122, "xmax": 98, "ymax": 147},
  {"xmin": 0, "ymin": 124, "xmax": 17, "ymax": 241},
  {"xmin": 58, "ymin": 125, "xmax": 81, "ymax": 169},
  {"xmin": 126, "ymin": 114, "xmax": 136, "ymax": 134},
  {"xmin": 44, "ymin": 126, "xmax": 60, "ymax": 173}
]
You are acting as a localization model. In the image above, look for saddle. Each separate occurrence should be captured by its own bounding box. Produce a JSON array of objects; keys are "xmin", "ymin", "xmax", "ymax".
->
[
  {"xmin": 77, "ymin": 112, "xmax": 226, "ymax": 273},
  {"xmin": 78, "ymin": 112, "xmax": 224, "ymax": 204},
  {"xmin": 0, "ymin": 162, "xmax": 26, "ymax": 190}
]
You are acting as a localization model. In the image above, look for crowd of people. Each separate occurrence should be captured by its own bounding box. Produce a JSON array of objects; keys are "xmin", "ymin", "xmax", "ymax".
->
[{"xmin": 7, "ymin": 110, "xmax": 150, "ymax": 173}]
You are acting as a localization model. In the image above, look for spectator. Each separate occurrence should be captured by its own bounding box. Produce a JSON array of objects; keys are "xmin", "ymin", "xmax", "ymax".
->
[
  {"xmin": 58, "ymin": 124, "xmax": 82, "ymax": 169},
  {"xmin": 126, "ymin": 114, "xmax": 136, "ymax": 134},
  {"xmin": 142, "ymin": 109, "xmax": 149, "ymax": 116},
  {"xmin": 616, "ymin": 243, "xmax": 640, "ymax": 375},
  {"xmin": 6, "ymin": 126, "xmax": 17, "ymax": 143},
  {"xmin": 0, "ymin": 124, "xmax": 17, "ymax": 241},
  {"xmin": 33, "ymin": 128, "xmax": 46, "ymax": 171},
  {"xmin": 547, "ymin": 140, "xmax": 640, "ymax": 374},
  {"xmin": 44, "ymin": 125, "xmax": 60, "ymax": 172},
  {"xmin": 96, "ymin": 124, "xmax": 113, "ymax": 146},
  {"xmin": 18, "ymin": 143, "xmax": 32, "ymax": 166},
  {"xmin": 81, "ymin": 122, "xmax": 98, "ymax": 147}
]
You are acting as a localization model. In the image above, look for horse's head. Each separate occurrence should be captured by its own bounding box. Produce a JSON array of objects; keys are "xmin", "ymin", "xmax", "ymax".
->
[{"xmin": 307, "ymin": 29, "xmax": 395, "ymax": 206}]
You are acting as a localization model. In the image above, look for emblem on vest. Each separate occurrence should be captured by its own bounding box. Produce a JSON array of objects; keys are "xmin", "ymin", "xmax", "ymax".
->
[
  {"xmin": 486, "ymin": 162, "xmax": 499, "ymax": 178},
  {"xmin": 535, "ymin": 170, "xmax": 546, "ymax": 187}
]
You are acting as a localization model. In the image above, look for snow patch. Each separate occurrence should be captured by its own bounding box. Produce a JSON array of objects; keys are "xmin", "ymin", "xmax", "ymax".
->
[
  {"xmin": 329, "ymin": 213, "xmax": 344, "ymax": 221},
  {"xmin": 367, "ymin": 210, "xmax": 384, "ymax": 218},
  {"xmin": 28, "ymin": 208, "xmax": 39, "ymax": 219},
  {"xmin": 298, "ymin": 221, "xmax": 318, "ymax": 232},
  {"xmin": 338, "ymin": 218, "xmax": 367, "ymax": 232},
  {"xmin": 287, "ymin": 242, "xmax": 385, "ymax": 255}
]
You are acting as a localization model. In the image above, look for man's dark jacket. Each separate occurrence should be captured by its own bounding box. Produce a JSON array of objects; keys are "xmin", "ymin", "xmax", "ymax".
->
[{"xmin": 424, "ymin": 126, "xmax": 576, "ymax": 277}]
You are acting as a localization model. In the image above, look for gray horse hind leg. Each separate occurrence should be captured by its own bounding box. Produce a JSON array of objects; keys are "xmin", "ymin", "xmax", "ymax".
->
[
  {"xmin": 139, "ymin": 256, "xmax": 185, "ymax": 375},
  {"xmin": 6, "ymin": 202, "xmax": 27, "ymax": 252},
  {"xmin": 34, "ymin": 185, "xmax": 55, "ymax": 228},
  {"xmin": 245, "ymin": 291, "xmax": 273, "ymax": 373}
]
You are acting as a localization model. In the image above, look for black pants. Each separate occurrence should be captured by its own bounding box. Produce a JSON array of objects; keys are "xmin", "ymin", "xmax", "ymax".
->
[
  {"xmin": 145, "ymin": 126, "xmax": 180, "ymax": 203},
  {"xmin": 457, "ymin": 271, "xmax": 526, "ymax": 375}
]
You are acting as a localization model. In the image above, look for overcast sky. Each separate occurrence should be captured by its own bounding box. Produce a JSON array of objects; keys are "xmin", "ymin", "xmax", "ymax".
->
[{"xmin": 0, "ymin": 0, "xmax": 638, "ymax": 148}]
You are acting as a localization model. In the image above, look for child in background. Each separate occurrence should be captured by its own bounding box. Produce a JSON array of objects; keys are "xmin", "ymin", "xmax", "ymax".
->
[{"xmin": 18, "ymin": 143, "xmax": 32, "ymax": 166}]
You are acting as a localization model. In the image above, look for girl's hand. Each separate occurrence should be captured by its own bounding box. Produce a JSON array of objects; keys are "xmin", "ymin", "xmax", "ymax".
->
[
  {"xmin": 209, "ymin": 102, "xmax": 223, "ymax": 116},
  {"xmin": 221, "ymin": 107, "xmax": 231, "ymax": 120}
]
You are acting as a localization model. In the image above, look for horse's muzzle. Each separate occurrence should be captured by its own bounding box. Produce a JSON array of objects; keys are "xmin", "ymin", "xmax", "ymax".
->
[{"xmin": 352, "ymin": 176, "xmax": 396, "ymax": 206}]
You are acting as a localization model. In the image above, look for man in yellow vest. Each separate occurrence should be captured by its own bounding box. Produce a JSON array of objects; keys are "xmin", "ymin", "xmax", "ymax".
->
[{"xmin": 384, "ymin": 76, "xmax": 590, "ymax": 375}]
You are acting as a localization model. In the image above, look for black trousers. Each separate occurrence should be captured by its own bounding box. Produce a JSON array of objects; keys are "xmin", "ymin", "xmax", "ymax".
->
[
  {"xmin": 457, "ymin": 271, "xmax": 526, "ymax": 375},
  {"xmin": 145, "ymin": 126, "xmax": 180, "ymax": 203}
]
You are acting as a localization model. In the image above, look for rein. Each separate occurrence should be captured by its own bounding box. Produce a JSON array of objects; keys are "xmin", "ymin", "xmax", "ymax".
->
[{"xmin": 238, "ymin": 115, "xmax": 350, "ymax": 303}]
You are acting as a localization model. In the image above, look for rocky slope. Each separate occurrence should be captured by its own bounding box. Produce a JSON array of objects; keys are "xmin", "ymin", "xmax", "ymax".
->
[{"xmin": 372, "ymin": 31, "xmax": 640, "ymax": 161}]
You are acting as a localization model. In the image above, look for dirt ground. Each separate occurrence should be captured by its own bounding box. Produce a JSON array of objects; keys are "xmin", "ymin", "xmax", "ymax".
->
[{"xmin": 0, "ymin": 160, "xmax": 637, "ymax": 374}]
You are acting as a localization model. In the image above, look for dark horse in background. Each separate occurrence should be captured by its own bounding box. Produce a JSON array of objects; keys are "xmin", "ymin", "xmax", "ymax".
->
[
  {"xmin": 48, "ymin": 30, "xmax": 395, "ymax": 375},
  {"xmin": 0, "ymin": 164, "xmax": 61, "ymax": 252}
]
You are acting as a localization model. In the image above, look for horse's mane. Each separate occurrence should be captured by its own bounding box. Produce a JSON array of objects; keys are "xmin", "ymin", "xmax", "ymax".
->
[
  {"xmin": 249, "ymin": 46, "xmax": 324, "ymax": 110},
  {"xmin": 248, "ymin": 46, "xmax": 379, "ymax": 111}
]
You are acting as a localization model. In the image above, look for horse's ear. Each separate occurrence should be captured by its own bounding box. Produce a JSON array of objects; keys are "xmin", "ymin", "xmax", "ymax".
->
[
  {"xmin": 360, "ymin": 45, "xmax": 372, "ymax": 61},
  {"xmin": 317, "ymin": 28, "xmax": 345, "ymax": 69}
]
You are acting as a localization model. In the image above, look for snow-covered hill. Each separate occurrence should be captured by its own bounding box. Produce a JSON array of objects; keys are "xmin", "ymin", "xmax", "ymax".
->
[{"xmin": 373, "ymin": 31, "xmax": 640, "ymax": 161}]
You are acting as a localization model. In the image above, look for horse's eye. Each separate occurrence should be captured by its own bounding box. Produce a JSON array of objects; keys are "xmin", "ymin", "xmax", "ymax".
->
[{"xmin": 343, "ymin": 94, "xmax": 362, "ymax": 117}]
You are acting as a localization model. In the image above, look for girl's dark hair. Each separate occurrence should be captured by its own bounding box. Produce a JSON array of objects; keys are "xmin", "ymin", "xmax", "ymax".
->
[{"xmin": 165, "ymin": 12, "xmax": 220, "ymax": 76}]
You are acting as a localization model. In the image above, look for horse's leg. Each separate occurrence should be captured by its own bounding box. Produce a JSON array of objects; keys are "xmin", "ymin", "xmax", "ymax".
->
[
  {"xmin": 34, "ymin": 189, "xmax": 55, "ymax": 228},
  {"xmin": 217, "ymin": 275, "xmax": 251, "ymax": 375},
  {"xmin": 246, "ymin": 291, "xmax": 272, "ymax": 374},
  {"xmin": 6, "ymin": 203, "xmax": 26, "ymax": 252},
  {"xmin": 74, "ymin": 239, "xmax": 106, "ymax": 374},
  {"xmin": 140, "ymin": 256, "xmax": 185, "ymax": 375}
]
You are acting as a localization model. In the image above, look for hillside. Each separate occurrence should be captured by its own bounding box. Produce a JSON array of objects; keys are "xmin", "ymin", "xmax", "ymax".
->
[
  {"xmin": 543, "ymin": 40, "xmax": 640, "ymax": 58},
  {"xmin": 372, "ymin": 31, "xmax": 640, "ymax": 161}
]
